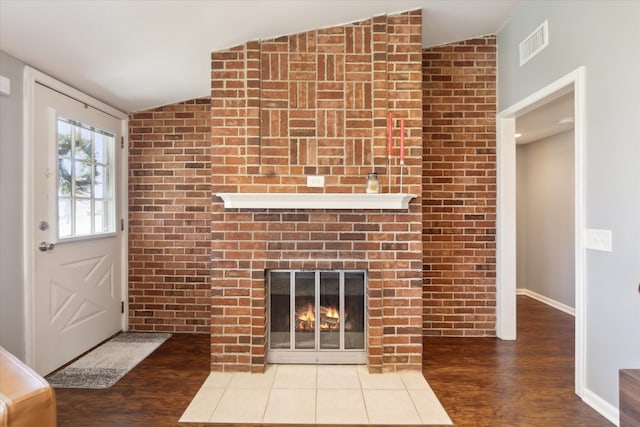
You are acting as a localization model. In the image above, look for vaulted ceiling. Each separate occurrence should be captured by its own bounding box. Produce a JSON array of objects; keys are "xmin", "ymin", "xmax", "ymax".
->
[{"xmin": 0, "ymin": 0, "xmax": 518, "ymax": 112}]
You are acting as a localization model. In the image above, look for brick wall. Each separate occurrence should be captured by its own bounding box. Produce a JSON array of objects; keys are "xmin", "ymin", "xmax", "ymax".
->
[
  {"xmin": 421, "ymin": 36, "xmax": 497, "ymax": 336},
  {"xmin": 124, "ymin": 19, "xmax": 495, "ymax": 353},
  {"xmin": 128, "ymin": 99, "xmax": 211, "ymax": 333},
  {"xmin": 211, "ymin": 10, "xmax": 423, "ymax": 372}
]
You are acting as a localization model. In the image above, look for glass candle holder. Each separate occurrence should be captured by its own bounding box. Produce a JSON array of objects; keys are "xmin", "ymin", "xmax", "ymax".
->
[{"xmin": 366, "ymin": 172, "xmax": 380, "ymax": 194}]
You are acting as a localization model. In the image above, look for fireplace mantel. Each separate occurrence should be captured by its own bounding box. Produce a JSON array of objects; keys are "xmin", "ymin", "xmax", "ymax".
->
[{"xmin": 216, "ymin": 193, "xmax": 416, "ymax": 210}]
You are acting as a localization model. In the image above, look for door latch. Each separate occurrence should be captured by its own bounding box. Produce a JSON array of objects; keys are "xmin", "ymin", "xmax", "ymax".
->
[{"xmin": 38, "ymin": 241, "xmax": 55, "ymax": 252}]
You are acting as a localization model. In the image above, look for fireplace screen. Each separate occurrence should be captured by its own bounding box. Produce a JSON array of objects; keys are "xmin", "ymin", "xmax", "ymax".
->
[{"xmin": 268, "ymin": 270, "xmax": 366, "ymax": 364}]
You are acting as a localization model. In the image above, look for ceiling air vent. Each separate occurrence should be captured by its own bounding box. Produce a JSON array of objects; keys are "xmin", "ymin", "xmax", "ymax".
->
[{"xmin": 519, "ymin": 20, "xmax": 549, "ymax": 66}]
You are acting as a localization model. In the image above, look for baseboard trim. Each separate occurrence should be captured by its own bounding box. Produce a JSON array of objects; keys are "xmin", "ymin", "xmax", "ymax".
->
[
  {"xmin": 583, "ymin": 388, "xmax": 619, "ymax": 426},
  {"xmin": 516, "ymin": 288, "xmax": 575, "ymax": 316}
]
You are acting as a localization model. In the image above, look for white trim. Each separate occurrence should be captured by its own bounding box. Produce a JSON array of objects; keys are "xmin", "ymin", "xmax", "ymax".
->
[
  {"xmin": 516, "ymin": 288, "xmax": 575, "ymax": 316},
  {"xmin": 496, "ymin": 117, "xmax": 517, "ymax": 340},
  {"xmin": 216, "ymin": 193, "xmax": 416, "ymax": 210},
  {"xmin": 119, "ymin": 117, "xmax": 129, "ymax": 332},
  {"xmin": 582, "ymin": 388, "xmax": 620, "ymax": 426},
  {"xmin": 22, "ymin": 67, "xmax": 36, "ymax": 367},
  {"xmin": 22, "ymin": 66, "xmax": 128, "ymax": 367},
  {"xmin": 497, "ymin": 67, "xmax": 587, "ymax": 400},
  {"xmin": 26, "ymin": 70, "xmax": 125, "ymax": 120},
  {"xmin": 573, "ymin": 67, "xmax": 587, "ymax": 399}
]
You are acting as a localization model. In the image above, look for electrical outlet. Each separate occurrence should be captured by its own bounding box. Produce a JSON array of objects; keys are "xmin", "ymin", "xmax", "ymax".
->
[
  {"xmin": 307, "ymin": 175, "xmax": 324, "ymax": 188},
  {"xmin": 584, "ymin": 228, "xmax": 612, "ymax": 252}
]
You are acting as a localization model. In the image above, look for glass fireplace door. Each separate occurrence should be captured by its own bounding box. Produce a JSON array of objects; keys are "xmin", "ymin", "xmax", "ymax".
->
[
  {"xmin": 294, "ymin": 272, "xmax": 316, "ymax": 350},
  {"xmin": 319, "ymin": 271, "xmax": 340, "ymax": 350},
  {"xmin": 268, "ymin": 270, "xmax": 366, "ymax": 364}
]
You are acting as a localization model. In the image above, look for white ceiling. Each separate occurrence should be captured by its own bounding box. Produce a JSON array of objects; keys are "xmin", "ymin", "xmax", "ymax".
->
[
  {"xmin": 516, "ymin": 92, "xmax": 575, "ymax": 145},
  {"xmin": 0, "ymin": 0, "xmax": 518, "ymax": 113}
]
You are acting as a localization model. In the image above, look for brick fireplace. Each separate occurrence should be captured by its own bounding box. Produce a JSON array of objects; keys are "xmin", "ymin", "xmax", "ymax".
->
[{"xmin": 210, "ymin": 10, "xmax": 424, "ymax": 373}]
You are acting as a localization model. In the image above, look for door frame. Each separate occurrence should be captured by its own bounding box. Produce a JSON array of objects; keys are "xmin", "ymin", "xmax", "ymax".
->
[
  {"xmin": 22, "ymin": 67, "xmax": 129, "ymax": 367},
  {"xmin": 496, "ymin": 66, "xmax": 586, "ymax": 398}
]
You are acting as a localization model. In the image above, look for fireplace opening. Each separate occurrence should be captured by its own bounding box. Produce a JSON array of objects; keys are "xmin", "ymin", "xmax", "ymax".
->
[{"xmin": 267, "ymin": 270, "xmax": 367, "ymax": 364}]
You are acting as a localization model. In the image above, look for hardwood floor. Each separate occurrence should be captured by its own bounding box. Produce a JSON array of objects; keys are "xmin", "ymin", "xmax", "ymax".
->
[
  {"xmin": 55, "ymin": 333, "xmax": 211, "ymax": 427},
  {"xmin": 55, "ymin": 296, "xmax": 612, "ymax": 426},
  {"xmin": 423, "ymin": 296, "xmax": 612, "ymax": 426}
]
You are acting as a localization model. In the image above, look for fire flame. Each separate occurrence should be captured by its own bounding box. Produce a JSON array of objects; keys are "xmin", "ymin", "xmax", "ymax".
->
[
  {"xmin": 295, "ymin": 304, "xmax": 341, "ymax": 331},
  {"xmin": 296, "ymin": 303, "xmax": 315, "ymax": 330},
  {"xmin": 319, "ymin": 306, "xmax": 340, "ymax": 330}
]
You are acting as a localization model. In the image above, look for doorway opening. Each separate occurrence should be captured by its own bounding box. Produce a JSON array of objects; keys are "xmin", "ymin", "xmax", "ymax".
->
[
  {"xmin": 515, "ymin": 91, "xmax": 576, "ymax": 316},
  {"xmin": 496, "ymin": 67, "xmax": 586, "ymax": 398}
]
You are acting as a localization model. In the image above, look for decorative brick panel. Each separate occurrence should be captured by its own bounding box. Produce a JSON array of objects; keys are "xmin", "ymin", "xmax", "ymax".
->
[
  {"xmin": 211, "ymin": 10, "xmax": 423, "ymax": 373},
  {"xmin": 422, "ymin": 36, "xmax": 497, "ymax": 336},
  {"xmin": 128, "ymin": 98, "xmax": 211, "ymax": 333}
]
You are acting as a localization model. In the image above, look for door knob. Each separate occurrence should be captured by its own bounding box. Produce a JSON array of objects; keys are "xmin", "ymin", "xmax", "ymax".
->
[{"xmin": 38, "ymin": 241, "xmax": 55, "ymax": 252}]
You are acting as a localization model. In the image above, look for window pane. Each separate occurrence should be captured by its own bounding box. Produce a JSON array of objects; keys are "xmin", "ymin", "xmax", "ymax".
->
[
  {"xmin": 58, "ymin": 199, "xmax": 72, "ymax": 238},
  {"xmin": 94, "ymin": 165, "xmax": 109, "ymax": 198},
  {"xmin": 58, "ymin": 158, "xmax": 72, "ymax": 197},
  {"xmin": 94, "ymin": 200, "xmax": 110, "ymax": 233},
  {"xmin": 56, "ymin": 117, "xmax": 115, "ymax": 239},
  {"xmin": 74, "ymin": 161, "xmax": 92, "ymax": 197},
  {"xmin": 94, "ymin": 133, "xmax": 111, "ymax": 165},
  {"xmin": 74, "ymin": 127, "xmax": 92, "ymax": 161},
  {"xmin": 75, "ymin": 200, "xmax": 92, "ymax": 235},
  {"xmin": 57, "ymin": 121, "xmax": 72, "ymax": 157},
  {"xmin": 269, "ymin": 272, "xmax": 291, "ymax": 350}
]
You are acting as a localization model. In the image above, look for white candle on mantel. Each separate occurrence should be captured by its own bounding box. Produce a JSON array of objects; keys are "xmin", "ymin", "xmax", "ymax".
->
[{"xmin": 400, "ymin": 118, "xmax": 405, "ymax": 164}]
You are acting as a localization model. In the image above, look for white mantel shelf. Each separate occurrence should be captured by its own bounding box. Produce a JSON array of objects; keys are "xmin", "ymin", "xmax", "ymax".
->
[{"xmin": 216, "ymin": 193, "xmax": 416, "ymax": 210}]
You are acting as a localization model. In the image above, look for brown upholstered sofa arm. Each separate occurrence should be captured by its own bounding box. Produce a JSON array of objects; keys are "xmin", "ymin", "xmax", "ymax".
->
[{"xmin": 0, "ymin": 346, "xmax": 56, "ymax": 427}]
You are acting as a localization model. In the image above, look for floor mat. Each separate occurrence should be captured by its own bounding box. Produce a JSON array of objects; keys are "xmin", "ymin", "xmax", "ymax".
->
[{"xmin": 46, "ymin": 332, "xmax": 171, "ymax": 389}]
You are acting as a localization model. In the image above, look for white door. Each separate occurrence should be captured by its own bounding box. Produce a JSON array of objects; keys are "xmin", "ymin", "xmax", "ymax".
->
[{"xmin": 32, "ymin": 82, "xmax": 124, "ymax": 375}]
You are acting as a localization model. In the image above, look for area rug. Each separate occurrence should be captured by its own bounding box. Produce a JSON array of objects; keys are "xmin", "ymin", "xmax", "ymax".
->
[{"xmin": 46, "ymin": 332, "xmax": 171, "ymax": 389}]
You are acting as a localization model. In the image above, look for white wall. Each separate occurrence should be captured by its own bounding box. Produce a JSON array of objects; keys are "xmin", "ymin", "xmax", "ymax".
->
[
  {"xmin": 499, "ymin": 0, "xmax": 640, "ymax": 412},
  {"xmin": 516, "ymin": 131, "xmax": 575, "ymax": 308},
  {"xmin": 0, "ymin": 50, "xmax": 25, "ymax": 359}
]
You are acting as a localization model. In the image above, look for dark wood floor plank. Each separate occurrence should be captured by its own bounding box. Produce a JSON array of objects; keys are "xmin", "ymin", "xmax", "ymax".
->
[
  {"xmin": 55, "ymin": 333, "xmax": 210, "ymax": 427},
  {"xmin": 422, "ymin": 296, "xmax": 612, "ymax": 426},
  {"xmin": 55, "ymin": 296, "xmax": 613, "ymax": 426}
]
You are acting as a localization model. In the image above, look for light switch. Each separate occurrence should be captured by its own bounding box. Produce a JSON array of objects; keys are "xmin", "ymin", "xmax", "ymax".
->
[
  {"xmin": 584, "ymin": 228, "xmax": 612, "ymax": 252},
  {"xmin": 0, "ymin": 75, "xmax": 10, "ymax": 96},
  {"xmin": 307, "ymin": 175, "xmax": 324, "ymax": 188}
]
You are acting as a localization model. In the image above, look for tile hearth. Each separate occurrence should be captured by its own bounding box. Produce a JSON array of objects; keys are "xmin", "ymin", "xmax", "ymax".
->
[{"xmin": 179, "ymin": 365, "xmax": 452, "ymax": 425}]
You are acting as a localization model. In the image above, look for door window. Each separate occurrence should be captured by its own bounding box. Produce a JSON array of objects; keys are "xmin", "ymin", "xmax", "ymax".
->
[{"xmin": 57, "ymin": 117, "xmax": 115, "ymax": 239}]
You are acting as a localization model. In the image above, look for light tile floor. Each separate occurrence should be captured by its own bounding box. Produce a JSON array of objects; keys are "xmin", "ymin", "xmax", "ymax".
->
[{"xmin": 179, "ymin": 365, "xmax": 452, "ymax": 425}]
